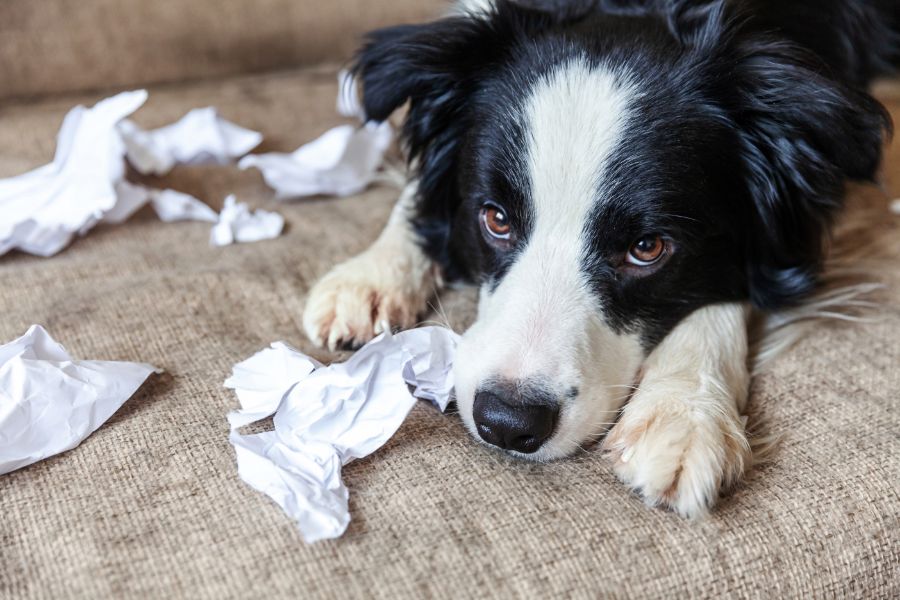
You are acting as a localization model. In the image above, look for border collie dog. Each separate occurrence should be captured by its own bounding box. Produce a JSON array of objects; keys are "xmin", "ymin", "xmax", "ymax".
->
[{"xmin": 303, "ymin": 0, "xmax": 900, "ymax": 517}]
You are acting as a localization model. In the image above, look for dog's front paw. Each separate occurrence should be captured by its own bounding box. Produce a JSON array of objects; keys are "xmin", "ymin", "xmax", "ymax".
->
[
  {"xmin": 302, "ymin": 248, "xmax": 434, "ymax": 351},
  {"xmin": 603, "ymin": 383, "xmax": 750, "ymax": 518}
]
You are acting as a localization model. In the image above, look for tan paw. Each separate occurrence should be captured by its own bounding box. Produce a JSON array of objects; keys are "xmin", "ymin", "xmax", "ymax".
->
[
  {"xmin": 603, "ymin": 383, "xmax": 750, "ymax": 518},
  {"xmin": 302, "ymin": 249, "xmax": 434, "ymax": 351}
]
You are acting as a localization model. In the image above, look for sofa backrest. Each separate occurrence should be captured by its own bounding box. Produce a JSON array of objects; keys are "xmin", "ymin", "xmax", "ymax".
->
[{"xmin": 0, "ymin": 0, "xmax": 446, "ymax": 100}]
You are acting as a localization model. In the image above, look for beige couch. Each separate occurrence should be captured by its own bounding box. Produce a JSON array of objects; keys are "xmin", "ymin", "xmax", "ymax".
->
[{"xmin": 1, "ymin": 1, "xmax": 898, "ymax": 597}]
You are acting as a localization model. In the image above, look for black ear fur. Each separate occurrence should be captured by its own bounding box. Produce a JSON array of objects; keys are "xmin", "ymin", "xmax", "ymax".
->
[
  {"xmin": 351, "ymin": 4, "xmax": 549, "ymax": 276},
  {"xmin": 351, "ymin": 20, "xmax": 485, "ymax": 123},
  {"xmin": 725, "ymin": 37, "xmax": 891, "ymax": 308},
  {"xmin": 507, "ymin": 0, "xmax": 600, "ymax": 22},
  {"xmin": 351, "ymin": 17, "xmax": 497, "ymax": 273},
  {"xmin": 662, "ymin": 1, "xmax": 892, "ymax": 308}
]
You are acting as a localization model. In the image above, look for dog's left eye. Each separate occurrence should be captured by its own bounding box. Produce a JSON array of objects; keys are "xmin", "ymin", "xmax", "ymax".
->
[
  {"xmin": 627, "ymin": 235, "xmax": 666, "ymax": 266},
  {"xmin": 480, "ymin": 204, "xmax": 512, "ymax": 241}
]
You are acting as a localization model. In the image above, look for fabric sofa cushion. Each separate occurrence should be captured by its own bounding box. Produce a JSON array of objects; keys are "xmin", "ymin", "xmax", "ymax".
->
[
  {"xmin": 0, "ymin": 0, "xmax": 444, "ymax": 100},
  {"xmin": 0, "ymin": 68, "xmax": 898, "ymax": 599}
]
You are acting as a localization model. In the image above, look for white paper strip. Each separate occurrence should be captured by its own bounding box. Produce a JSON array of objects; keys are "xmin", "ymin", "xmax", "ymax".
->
[
  {"xmin": 0, "ymin": 90, "xmax": 281, "ymax": 257},
  {"xmin": 119, "ymin": 107, "xmax": 262, "ymax": 176},
  {"xmin": 226, "ymin": 326, "xmax": 459, "ymax": 542},
  {"xmin": 0, "ymin": 91, "xmax": 148, "ymax": 257},
  {"xmin": 114, "ymin": 181, "xmax": 220, "ymax": 224},
  {"xmin": 238, "ymin": 71, "xmax": 393, "ymax": 200},
  {"xmin": 0, "ymin": 325, "xmax": 158, "ymax": 475},
  {"xmin": 151, "ymin": 189, "xmax": 221, "ymax": 224},
  {"xmin": 238, "ymin": 122, "xmax": 392, "ymax": 199},
  {"xmin": 336, "ymin": 69, "xmax": 365, "ymax": 120}
]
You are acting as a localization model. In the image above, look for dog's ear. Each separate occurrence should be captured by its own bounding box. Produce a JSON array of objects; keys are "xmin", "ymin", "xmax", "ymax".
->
[
  {"xmin": 352, "ymin": 5, "xmax": 550, "ymax": 273},
  {"xmin": 727, "ymin": 39, "xmax": 892, "ymax": 308},
  {"xmin": 352, "ymin": 19, "xmax": 485, "ymax": 124},
  {"xmin": 352, "ymin": 3, "xmax": 558, "ymax": 126},
  {"xmin": 663, "ymin": 3, "xmax": 891, "ymax": 307}
]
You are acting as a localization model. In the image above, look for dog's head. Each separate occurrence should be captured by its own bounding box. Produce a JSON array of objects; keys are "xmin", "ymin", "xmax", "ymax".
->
[{"xmin": 353, "ymin": 0, "xmax": 890, "ymax": 459}]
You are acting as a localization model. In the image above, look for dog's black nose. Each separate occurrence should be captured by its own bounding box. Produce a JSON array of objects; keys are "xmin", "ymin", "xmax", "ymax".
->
[{"xmin": 473, "ymin": 389, "xmax": 558, "ymax": 454}]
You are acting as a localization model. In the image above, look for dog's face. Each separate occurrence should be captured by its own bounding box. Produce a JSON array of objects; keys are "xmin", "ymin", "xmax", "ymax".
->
[
  {"xmin": 451, "ymin": 53, "xmax": 748, "ymax": 459},
  {"xmin": 354, "ymin": 1, "xmax": 888, "ymax": 459}
]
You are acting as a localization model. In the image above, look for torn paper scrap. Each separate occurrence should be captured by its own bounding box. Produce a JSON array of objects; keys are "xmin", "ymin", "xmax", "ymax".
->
[
  {"xmin": 119, "ymin": 107, "xmax": 262, "ymax": 176},
  {"xmin": 226, "ymin": 326, "xmax": 459, "ymax": 543},
  {"xmin": 115, "ymin": 184, "xmax": 281, "ymax": 244},
  {"xmin": 103, "ymin": 181, "xmax": 160, "ymax": 225},
  {"xmin": 238, "ymin": 70, "xmax": 391, "ymax": 200},
  {"xmin": 0, "ymin": 90, "xmax": 148, "ymax": 257},
  {"xmin": 239, "ymin": 121, "xmax": 392, "ymax": 199},
  {"xmin": 149, "ymin": 189, "xmax": 220, "ymax": 224},
  {"xmin": 210, "ymin": 195, "xmax": 284, "ymax": 246},
  {"xmin": 115, "ymin": 181, "xmax": 219, "ymax": 224},
  {"xmin": 225, "ymin": 342, "xmax": 320, "ymax": 429},
  {"xmin": 0, "ymin": 91, "xmax": 271, "ymax": 258},
  {"xmin": 336, "ymin": 69, "xmax": 365, "ymax": 120},
  {"xmin": 0, "ymin": 325, "xmax": 157, "ymax": 475}
]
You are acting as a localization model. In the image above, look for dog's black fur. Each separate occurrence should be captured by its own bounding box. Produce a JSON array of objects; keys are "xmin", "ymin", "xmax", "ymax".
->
[{"xmin": 353, "ymin": 0, "xmax": 899, "ymax": 348}]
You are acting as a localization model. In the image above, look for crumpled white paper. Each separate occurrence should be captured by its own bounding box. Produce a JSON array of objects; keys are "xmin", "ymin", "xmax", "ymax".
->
[
  {"xmin": 225, "ymin": 326, "xmax": 459, "ymax": 543},
  {"xmin": 0, "ymin": 91, "xmax": 149, "ymax": 257},
  {"xmin": 0, "ymin": 91, "xmax": 278, "ymax": 257},
  {"xmin": 238, "ymin": 71, "xmax": 393, "ymax": 199},
  {"xmin": 210, "ymin": 195, "xmax": 285, "ymax": 246},
  {"xmin": 150, "ymin": 188, "xmax": 222, "ymax": 224},
  {"xmin": 119, "ymin": 107, "xmax": 262, "ymax": 176},
  {"xmin": 116, "ymin": 183, "xmax": 282, "ymax": 246},
  {"xmin": 0, "ymin": 325, "xmax": 158, "ymax": 475},
  {"xmin": 336, "ymin": 69, "xmax": 365, "ymax": 120},
  {"xmin": 114, "ymin": 181, "xmax": 220, "ymax": 224}
]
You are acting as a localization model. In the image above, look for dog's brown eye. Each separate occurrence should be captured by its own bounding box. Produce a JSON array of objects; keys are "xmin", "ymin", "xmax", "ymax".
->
[
  {"xmin": 481, "ymin": 205, "xmax": 511, "ymax": 240},
  {"xmin": 627, "ymin": 235, "xmax": 666, "ymax": 266}
]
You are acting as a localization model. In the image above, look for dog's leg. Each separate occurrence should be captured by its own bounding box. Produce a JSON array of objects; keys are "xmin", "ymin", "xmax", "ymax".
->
[
  {"xmin": 603, "ymin": 302, "xmax": 751, "ymax": 518},
  {"xmin": 303, "ymin": 182, "xmax": 439, "ymax": 350}
]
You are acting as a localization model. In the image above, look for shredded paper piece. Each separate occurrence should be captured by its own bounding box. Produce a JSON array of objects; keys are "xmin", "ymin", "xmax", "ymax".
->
[
  {"xmin": 226, "ymin": 326, "xmax": 459, "ymax": 543},
  {"xmin": 239, "ymin": 71, "xmax": 393, "ymax": 199},
  {"xmin": 0, "ymin": 91, "xmax": 276, "ymax": 257},
  {"xmin": 119, "ymin": 107, "xmax": 262, "ymax": 176},
  {"xmin": 0, "ymin": 91, "xmax": 148, "ymax": 257},
  {"xmin": 210, "ymin": 195, "xmax": 285, "ymax": 246},
  {"xmin": 115, "ymin": 181, "xmax": 220, "ymax": 224},
  {"xmin": 336, "ymin": 69, "xmax": 365, "ymax": 120},
  {"xmin": 0, "ymin": 325, "xmax": 158, "ymax": 475},
  {"xmin": 238, "ymin": 123, "xmax": 392, "ymax": 199}
]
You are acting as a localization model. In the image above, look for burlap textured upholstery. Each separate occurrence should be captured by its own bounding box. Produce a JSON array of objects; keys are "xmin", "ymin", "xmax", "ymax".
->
[
  {"xmin": 0, "ymin": 2, "xmax": 898, "ymax": 597},
  {"xmin": 0, "ymin": 0, "xmax": 438, "ymax": 100}
]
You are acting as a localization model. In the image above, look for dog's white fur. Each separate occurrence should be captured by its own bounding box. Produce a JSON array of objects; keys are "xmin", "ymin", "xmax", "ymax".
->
[
  {"xmin": 303, "ymin": 182, "xmax": 438, "ymax": 350},
  {"xmin": 455, "ymin": 59, "xmax": 646, "ymax": 460},
  {"xmin": 603, "ymin": 303, "xmax": 751, "ymax": 518},
  {"xmin": 303, "ymin": 56, "xmax": 752, "ymax": 518}
]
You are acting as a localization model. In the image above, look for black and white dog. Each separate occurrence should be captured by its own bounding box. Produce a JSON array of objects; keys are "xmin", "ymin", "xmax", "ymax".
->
[{"xmin": 303, "ymin": 0, "xmax": 900, "ymax": 517}]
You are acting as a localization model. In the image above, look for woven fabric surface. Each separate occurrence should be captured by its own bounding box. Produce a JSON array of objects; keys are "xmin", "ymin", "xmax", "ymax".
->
[
  {"xmin": 0, "ymin": 70, "xmax": 898, "ymax": 599},
  {"xmin": 0, "ymin": 0, "xmax": 445, "ymax": 100}
]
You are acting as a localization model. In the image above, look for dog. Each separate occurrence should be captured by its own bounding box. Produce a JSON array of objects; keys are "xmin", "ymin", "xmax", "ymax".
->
[{"xmin": 302, "ymin": 0, "xmax": 900, "ymax": 518}]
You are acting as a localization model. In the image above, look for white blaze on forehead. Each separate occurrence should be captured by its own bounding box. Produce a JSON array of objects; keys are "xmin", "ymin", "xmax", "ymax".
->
[
  {"xmin": 469, "ymin": 58, "xmax": 635, "ymax": 379},
  {"xmin": 525, "ymin": 56, "xmax": 633, "ymax": 234},
  {"xmin": 453, "ymin": 57, "xmax": 644, "ymax": 459}
]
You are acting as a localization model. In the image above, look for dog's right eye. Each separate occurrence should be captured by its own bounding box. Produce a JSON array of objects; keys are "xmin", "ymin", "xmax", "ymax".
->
[{"xmin": 480, "ymin": 203, "xmax": 513, "ymax": 244}]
